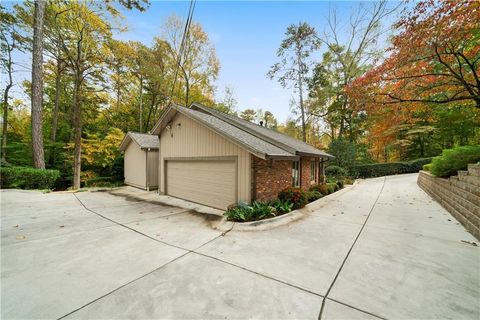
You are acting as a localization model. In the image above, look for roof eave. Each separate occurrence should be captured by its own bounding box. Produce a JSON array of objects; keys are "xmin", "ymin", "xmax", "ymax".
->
[{"xmin": 297, "ymin": 151, "xmax": 334, "ymax": 159}]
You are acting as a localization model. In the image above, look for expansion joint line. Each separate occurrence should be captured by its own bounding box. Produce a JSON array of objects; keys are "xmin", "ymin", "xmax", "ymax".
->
[{"xmin": 317, "ymin": 177, "xmax": 387, "ymax": 320}]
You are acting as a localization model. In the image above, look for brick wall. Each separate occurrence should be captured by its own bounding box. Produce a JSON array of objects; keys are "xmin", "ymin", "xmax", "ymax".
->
[
  {"xmin": 252, "ymin": 157, "xmax": 292, "ymax": 201},
  {"xmin": 417, "ymin": 166, "xmax": 480, "ymax": 240},
  {"xmin": 300, "ymin": 157, "xmax": 316, "ymax": 189},
  {"xmin": 252, "ymin": 156, "xmax": 320, "ymax": 202}
]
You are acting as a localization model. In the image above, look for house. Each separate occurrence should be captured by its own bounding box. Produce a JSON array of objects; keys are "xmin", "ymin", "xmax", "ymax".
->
[
  {"xmin": 150, "ymin": 103, "xmax": 333, "ymax": 210},
  {"xmin": 119, "ymin": 132, "xmax": 160, "ymax": 191}
]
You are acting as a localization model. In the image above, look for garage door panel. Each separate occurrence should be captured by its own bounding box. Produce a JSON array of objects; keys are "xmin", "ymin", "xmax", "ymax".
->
[{"xmin": 166, "ymin": 160, "xmax": 236, "ymax": 210}]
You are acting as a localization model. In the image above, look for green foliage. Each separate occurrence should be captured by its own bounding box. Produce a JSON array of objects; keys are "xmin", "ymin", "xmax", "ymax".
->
[
  {"xmin": 430, "ymin": 146, "xmax": 480, "ymax": 177},
  {"xmin": 224, "ymin": 201, "xmax": 276, "ymax": 222},
  {"xmin": 326, "ymin": 182, "xmax": 338, "ymax": 193},
  {"xmin": 306, "ymin": 190, "xmax": 322, "ymax": 202},
  {"xmin": 328, "ymin": 139, "xmax": 356, "ymax": 168},
  {"xmin": 325, "ymin": 165, "xmax": 348, "ymax": 179},
  {"xmin": 309, "ymin": 183, "xmax": 329, "ymax": 195},
  {"xmin": 0, "ymin": 166, "xmax": 60, "ymax": 190},
  {"xmin": 336, "ymin": 180, "xmax": 344, "ymax": 189},
  {"xmin": 350, "ymin": 157, "xmax": 433, "ymax": 178},
  {"xmin": 423, "ymin": 163, "xmax": 432, "ymax": 171},
  {"xmin": 278, "ymin": 187, "xmax": 308, "ymax": 209},
  {"xmin": 271, "ymin": 198, "xmax": 294, "ymax": 214}
]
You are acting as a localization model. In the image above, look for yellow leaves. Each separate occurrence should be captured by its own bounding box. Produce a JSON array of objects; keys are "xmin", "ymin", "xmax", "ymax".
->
[{"xmin": 81, "ymin": 128, "xmax": 124, "ymax": 168}]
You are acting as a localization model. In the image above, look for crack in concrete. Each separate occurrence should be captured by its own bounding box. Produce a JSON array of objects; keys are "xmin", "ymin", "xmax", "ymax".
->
[
  {"xmin": 317, "ymin": 176, "xmax": 387, "ymax": 320},
  {"xmin": 69, "ymin": 191, "xmax": 384, "ymax": 320}
]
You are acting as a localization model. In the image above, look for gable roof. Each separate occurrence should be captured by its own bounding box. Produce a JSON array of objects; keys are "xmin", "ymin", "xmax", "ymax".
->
[
  {"xmin": 191, "ymin": 103, "xmax": 332, "ymax": 158},
  {"xmin": 119, "ymin": 132, "xmax": 160, "ymax": 151},
  {"xmin": 151, "ymin": 103, "xmax": 333, "ymax": 160}
]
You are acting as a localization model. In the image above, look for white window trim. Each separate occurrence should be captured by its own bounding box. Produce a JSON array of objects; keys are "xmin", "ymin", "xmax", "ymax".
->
[
  {"xmin": 292, "ymin": 160, "xmax": 300, "ymax": 187},
  {"xmin": 310, "ymin": 160, "xmax": 316, "ymax": 182}
]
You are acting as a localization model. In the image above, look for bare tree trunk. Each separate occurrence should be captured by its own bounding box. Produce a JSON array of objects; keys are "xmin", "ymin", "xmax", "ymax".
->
[
  {"xmin": 297, "ymin": 49, "xmax": 307, "ymax": 142},
  {"xmin": 1, "ymin": 50, "xmax": 13, "ymax": 162},
  {"xmin": 31, "ymin": 0, "xmax": 46, "ymax": 169},
  {"xmin": 72, "ymin": 76, "xmax": 82, "ymax": 189},
  {"xmin": 49, "ymin": 57, "xmax": 63, "ymax": 166}
]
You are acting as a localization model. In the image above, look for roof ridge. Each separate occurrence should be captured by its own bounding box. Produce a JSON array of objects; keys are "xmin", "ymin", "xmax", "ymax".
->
[{"xmin": 189, "ymin": 103, "xmax": 297, "ymax": 155}]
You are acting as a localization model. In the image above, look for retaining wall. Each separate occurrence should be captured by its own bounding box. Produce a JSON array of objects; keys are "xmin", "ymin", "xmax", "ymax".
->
[{"xmin": 417, "ymin": 164, "xmax": 480, "ymax": 240}]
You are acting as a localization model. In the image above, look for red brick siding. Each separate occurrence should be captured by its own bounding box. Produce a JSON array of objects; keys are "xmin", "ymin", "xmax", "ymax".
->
[
  {"xmin": 300, "ymin": 157, "xmax": 317, "ymax": 189},
  {"xmin": 251, "ymin": 157, "xmax": 292, "ymax": 202},
  {"xmin": 252, "ymin": 156, "xmax": 319, "ymax": 202}
]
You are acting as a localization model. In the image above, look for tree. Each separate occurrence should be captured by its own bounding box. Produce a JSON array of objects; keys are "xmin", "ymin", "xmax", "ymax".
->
[
  {"xmin": 239, "ymin": 109, "xmax": 257, "ymax": 122},
  {"xmin": 214, "ymin": 86, "xmax": 237, "ymax": 115},
  {"xmin": 53, "ymin": 1, "xmax": 113, "ymax": 189},
  {"xmin": 309, "ymin": 1, "xmax": 397, "ymax": 142},
  {"xmin": 162, "ymin": 15, "xmax": 220, "ymax": 106},
  {"xmin": 328, "ymin": 138, "xmax": 356, "ymax": 168},
  {"xmin": 255, "ymin": 109, "xmax": 278, "ymax": 128},
  {"xmin": 0, "ymin": 5, "xmax": 22, "ymax": 162},
  {"xmin": 31, "ymin": 0, "xmax": 46, "ymax": 169},
  {"xmin": 349, "ymin": 0, "xmax": 480, "ymax": 109},
  {"xmin": 268, "ymin": 22, "xmax": 320, "ymax": 142}
]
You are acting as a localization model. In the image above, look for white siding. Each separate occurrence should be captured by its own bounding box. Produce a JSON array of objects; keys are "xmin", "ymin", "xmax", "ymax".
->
[{"xmin": 159, "ymin": 113, "xmax": 251, "ymax": 204}]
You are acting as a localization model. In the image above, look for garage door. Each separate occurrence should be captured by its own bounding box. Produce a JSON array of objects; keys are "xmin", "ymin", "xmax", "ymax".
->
[{"xmin": 166, "ymin": 160, "xmax": 237, "ymax": 210}]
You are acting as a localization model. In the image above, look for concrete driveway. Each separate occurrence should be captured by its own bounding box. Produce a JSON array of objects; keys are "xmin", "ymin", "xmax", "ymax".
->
[{"xmin": 1, "ymin": 173, "xmax": 479, "ymax": 319}]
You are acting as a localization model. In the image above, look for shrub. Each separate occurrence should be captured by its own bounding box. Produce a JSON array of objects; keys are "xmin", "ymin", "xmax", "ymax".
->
[
  {"xmin": 224, "ymin": 201, "xmax": 276, "ymax": 222},
  {"xmin": 344, "ymin": 177, "xmax": 354, "ymax": 185},
  {"xmin": 278, "ymin": 187, "xmax": 308, "ymax": 209},
  {"xmin": 430, "ymin": 145, "xmax": 480, "ymax": 177},
  {"xmin": 423, "ymin": 163, "xmax": 432, "ymax": 172},
  {"xmin": 0, "ymin": 166, "xmax": 60, "ymax": 190},
  {"xmin": 271, "ymin": 198, "xmax": 294, "ymax": 214},
  {"xmin": 325, "ymin": 165, "xmax": 348, "ymax": 179},
  {"xmin": 326, "ymin": 183, "xmax": 337, "ymax": 194},
  {"xmin": 336, "ymin": 180, "xmax": 344, "ymax": 189},
  {"xmin": 306, "ymin": 190, "xmax": 322, "ymax": 202},
  {"xmin": 309, "ymin": 183, "xmax": 329, "ymax": 196},
  {"xmin": 349, "ymin": 157, "xmax": 433, "ymax": 178}
]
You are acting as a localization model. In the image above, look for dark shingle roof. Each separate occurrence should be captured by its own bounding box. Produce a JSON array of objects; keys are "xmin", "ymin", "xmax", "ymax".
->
[
  {"xmin": 119, "ymin": 132, "xmax": 159, "ymax": 151},
  {"xmin": 180, "ymin": 107, "xmax": 293, "ymax": 157},
  {"xmin": 150, "ymin": 103, "xmax": 333, "ymax": 160},
  {"xmin": 191, "ymin": 103, "xmax": 333, "ymax": 158}
]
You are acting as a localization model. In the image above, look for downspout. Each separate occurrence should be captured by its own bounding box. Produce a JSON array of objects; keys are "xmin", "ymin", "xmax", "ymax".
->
[{"xmin": 146, "ymin": 148, "xmax": 149, "ymax": 191}]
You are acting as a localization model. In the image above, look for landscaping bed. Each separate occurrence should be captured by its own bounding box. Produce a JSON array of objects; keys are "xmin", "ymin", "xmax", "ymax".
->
[{"xmin": 224, "ymin": 179, "xmax": 349, "ymax": 223}]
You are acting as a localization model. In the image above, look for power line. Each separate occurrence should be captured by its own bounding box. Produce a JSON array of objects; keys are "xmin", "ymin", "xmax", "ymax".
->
[{"xmin": 169, "ymin": 0, "xmax": 196, "ymax": 106}]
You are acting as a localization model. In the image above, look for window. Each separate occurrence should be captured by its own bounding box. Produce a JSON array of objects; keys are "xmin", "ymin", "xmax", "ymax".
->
[
  {"xmin": 310, "ymin": 160, "xmax": 316, "ymax": 182},
  {"xmin": 292, "ymin": 160, "xmax": 300, "ymax": 187}
]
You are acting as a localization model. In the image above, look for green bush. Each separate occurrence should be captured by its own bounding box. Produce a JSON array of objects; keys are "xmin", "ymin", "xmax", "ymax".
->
[
  {"xmin": 0, "ymin": 166, "xmax": 60, "ymax": 190},
  {"xmin": 349, "ymin": 157, "xmax": 433, "ymax": 178},
  {"xmin": 325, "ymin": 165, "xmax": 348, "ymax": 179},
  {"xmin": 336, "ymin": 180, "xmax": 344, "ymax": 189},
  {"xmin": 271, "ymin": 198, "xmax": 294, "ymax": 214},
  {"xmin": 224, "ymin": 201, "xmax": 276, "ymax": 222},
  {"xmin": 310, "ymin": 183, "xmax": 329, "ymax": 195},
  {"xmin": 430, "ymin": 145, "xmax": 480, "ymax": 177},
  {"xmin": 326, "ymin": 183, "xmax": 337, "ymax": 194},
  {"xmin": 423, "ymin": 163, "xmax": 432, "ymax": 172},
  {"xmin": 278, "ymin": 187, "xmax": 308, "ymax": 209},
  {"xmin": 306, "ymin": 190, "xmax": 322, "ymax": 202}
]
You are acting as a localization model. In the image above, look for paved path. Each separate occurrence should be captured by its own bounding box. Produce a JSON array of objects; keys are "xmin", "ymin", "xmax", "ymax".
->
[{"xmin": 1, "ymin": 173, "xmax": 478, "ymax": 319}]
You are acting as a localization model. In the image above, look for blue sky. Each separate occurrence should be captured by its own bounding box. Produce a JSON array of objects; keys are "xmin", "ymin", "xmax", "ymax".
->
[{"xmin": 115, "ymin": 1, "xmax": 400, "ymax": 122}]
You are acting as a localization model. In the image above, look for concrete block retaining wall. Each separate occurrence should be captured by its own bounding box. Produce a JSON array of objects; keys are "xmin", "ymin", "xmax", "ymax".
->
[{"xmin": 417, "ymin": 164, "xmax": 480, "ymax": 240}]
